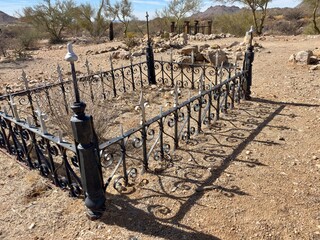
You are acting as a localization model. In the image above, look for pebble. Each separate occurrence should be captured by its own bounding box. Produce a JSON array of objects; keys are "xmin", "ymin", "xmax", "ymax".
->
[
  {"xmin": 29, "ymin": 223, "xmax": 35, "ymax": 230},
  {"xmin": 312, "ymin": 156, "xmax": 319, "ymax": 160},
  {"xmin": 246, "ymin": 150, "xmax": 252, "ymax": 155}
]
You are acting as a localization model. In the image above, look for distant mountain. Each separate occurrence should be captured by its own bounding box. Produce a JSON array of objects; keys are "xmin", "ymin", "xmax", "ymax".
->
[
  {"xmin": 0, "ymin": 11, "xmax": 17, "ymax": 24},
  {"xmin": 190, "ymin": 5, "xmax": 241, "ymax": 20}
]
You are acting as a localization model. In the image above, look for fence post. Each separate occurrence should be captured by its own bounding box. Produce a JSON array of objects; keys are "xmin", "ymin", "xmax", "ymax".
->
[
  {"xmin": 194, "ymin": 20, "xmax": 199, "ymax": 34},
  {"xmin": 243, "ymin": 26, "xmax": 254, "ymax": 100},
  {"xmin": 170, "ymin": 22, "xmax": 175, "ymax": 34},
  {"xmin": 109, "ymin": 21, "xmax": 114, "ymax": 41},
  {"xmin": 207, "ymin": 21, "xmax": 212, "ymax": 35},
  {"xmin": 65, "ymin": 43, "xmax": 106, "ymax": 220},
  {"xmin": 145, "ymin": 12, "xmax": 156, "ymax": 85}
]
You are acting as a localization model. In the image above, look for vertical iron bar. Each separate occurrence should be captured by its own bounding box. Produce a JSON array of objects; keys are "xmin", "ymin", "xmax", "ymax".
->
[
  {"xmin": 130, "ymin": 58, "xmax": 136, "ymax": 91},
  {"xmin": 121, "ymin": 66, "xmax": 126, "ymax": 93},
  {"xmin": 197, "ymin": 97, "xmax": 202, "ymax": 133},
  {"xmin": 142, "ymin": 125, "xmax": 148, "ymax": 171},
  {"xmin": 18, "ymin": 126, "xmax": 33, "ymax": 168},
  {"xmin": 57, "ymin": 65, "xmax": 69, "ymax": 114},
  {"xmin": 0, "ymin": 118, "xmax": 12, "ymax": 154},
  {"xmin": 100, "ymin": 71, "xmax": 106, "ymax": 100},
  {"xmin": 46, "ymin": 139, "xmax": 59, "ymax": 186},
  {"xmin": 216, "ymin": 88, "xmax": 220, "ymax": 121},
  {"xmin": 191, "ymin": 65, "xmax": 195, "ymax": 89}
]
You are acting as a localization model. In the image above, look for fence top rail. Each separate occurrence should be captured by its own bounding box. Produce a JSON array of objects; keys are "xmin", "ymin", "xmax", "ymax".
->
[
  {"xmin": 0, "ymin": 59, "xmax": 237, "ymax": 100},
  {"xmin": 0, "ymin": 111, "xmax": 76, "ymax": 152},
  {"xmin": 99, "ymin": 70, "xmax": 246, "ymax": 150}
]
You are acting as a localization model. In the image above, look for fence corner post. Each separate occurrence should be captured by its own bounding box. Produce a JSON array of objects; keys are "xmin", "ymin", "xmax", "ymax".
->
[
  {"xmin": 145, "ymin": 12, "xmax": 156, "ymax": 85},
  {"xmin": 244, "ymin": 26, "xmax": 254, "ymax": 100},
  {"xmin": 65, "ymin": 43, "xmax": 106, "ymax": 220}
]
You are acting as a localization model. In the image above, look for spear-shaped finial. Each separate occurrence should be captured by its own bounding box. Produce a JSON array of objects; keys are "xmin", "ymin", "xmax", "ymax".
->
[
  {"xmin": 109, "ymin": 54, "xmax": 114, "ymax": 69},
  {"xmin": 9, "ymin": 94, "xmax": 20, "ymax": 121},
  {"xmin": 219, "ymin": 62, "xmax": 224, "ymax": 83},
  {"xmin": 35, "ymin": 98, "xmax": 48, "ymax": 134},
  {"xmin": 57, "ymin": 64, "xmax": 65, "ymax": 84},
  {"xmin": 85, "ymin": 58, "xmax": 91, "ymax": 75},
  {"xmin": 21, "ymin": 70, "xmax": 29, "ymax": 90},
  {"xmin": 137, "ymin": 90, "xmax": 148, "ymax": 124}
]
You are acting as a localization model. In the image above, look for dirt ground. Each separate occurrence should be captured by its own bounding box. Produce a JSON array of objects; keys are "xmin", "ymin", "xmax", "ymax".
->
[{"xmin": 0, "ymin": 34, "xmax": 320, "ymax": 240}]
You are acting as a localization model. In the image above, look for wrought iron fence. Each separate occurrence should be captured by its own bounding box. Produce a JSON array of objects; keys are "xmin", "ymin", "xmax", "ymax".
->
[{"xmin": 0, "ymin": 28, "xmax": 254, "ymax": 219}]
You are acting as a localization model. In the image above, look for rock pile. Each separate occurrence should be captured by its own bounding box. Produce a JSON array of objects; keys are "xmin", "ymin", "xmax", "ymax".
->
[{"xmin": 289, "ymin": 49, "xmax": 320, "ymax": 70}]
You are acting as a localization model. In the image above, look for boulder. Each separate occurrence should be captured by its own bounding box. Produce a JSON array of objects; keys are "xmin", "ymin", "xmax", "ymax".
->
[
  {"xmin": 202, "ymin": 49, "xmax": 228, "ymax": 67},
  {"xmin": 174, "ymin": 55, "xmax": 192, "ymax": 64},
  {"xmin": 178, "ymin": 45, "xmax": 199, "ymax": 55},
  {"xmin": 199, "ymin": 44, "xmax": 210, "ymax": 52},
  {"xmin": 288, "ymin": 54, "xmax": 296, "ymax": 64},
  {"xmin": 295, "ymin": 50, "xmax": 313, "ymax": 65}
]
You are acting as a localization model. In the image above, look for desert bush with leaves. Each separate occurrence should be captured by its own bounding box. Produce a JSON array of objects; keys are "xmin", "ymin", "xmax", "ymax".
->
[{"xmin": 212, "ymin": 10, "xmax": 253, "ymax": 37}]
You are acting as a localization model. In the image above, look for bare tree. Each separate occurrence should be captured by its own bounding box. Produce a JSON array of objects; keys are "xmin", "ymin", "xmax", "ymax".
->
[
  {"xmin": 75, "ymin": 0, "xmax": 109, "ymax": 38},
  {"xmin": 156, "ymin": 0, "xmax": 203, "ymax": 26},
  {"xmin": 105, "ymin": 0, "xmax": 133, "ymax": 37},
  {"xmin": 302, "ymin": 0, "xmax": 320, "ymax": 33},
  {"xmin": 22, "ymin": 0, "xmax": 77, "ymax": 43},
  {"xmin": 215, "ymin": 0, "xmax": 272, "ymax": 35}
]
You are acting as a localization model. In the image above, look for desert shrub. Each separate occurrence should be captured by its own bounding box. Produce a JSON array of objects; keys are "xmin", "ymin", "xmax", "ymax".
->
[
  {"xmin": 265, "ymin": 19, "xmax": 305, "ymax": 35},
  {"xmin": 303, "ymin": 18, "xmax": 320, "ymax": 34},
  {"xmin": 123, "ymin": 32, "xmax": 139, "ymax": 48},
  {"xmin": 283, "ymin": 8, "xmax": 305, "ymax": 21},
  {"xmin": 212, "ymin": 10, "xmax": 253, "ymax": 37},
  {"xmin": 12, "ymin": 26, "xmax": 41, "ymax": 50}
]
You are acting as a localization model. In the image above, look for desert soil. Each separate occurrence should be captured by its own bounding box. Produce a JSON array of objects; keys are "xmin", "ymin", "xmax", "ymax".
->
[{"xmin": 0, "ymin": 35, "xmax": 320, "ymax": 240}]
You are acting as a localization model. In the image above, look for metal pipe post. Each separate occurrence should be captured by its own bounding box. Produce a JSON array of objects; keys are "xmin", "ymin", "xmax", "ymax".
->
[
  {"xmin": 65, "ymin": 43, "xmax": 106, "ymax": 220},
  {"xmin": 145, "ymin": 12, "xmax": 156, "ymax": 85},
  {"xmin": 244, "ymin": 26, "xmax": 254, "ymax": 100}
]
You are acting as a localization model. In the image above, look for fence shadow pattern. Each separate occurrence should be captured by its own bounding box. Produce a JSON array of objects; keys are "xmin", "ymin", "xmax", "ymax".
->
[{"xmin": 0, "ymin": 59, "xmax": 246, "ymax": 199}]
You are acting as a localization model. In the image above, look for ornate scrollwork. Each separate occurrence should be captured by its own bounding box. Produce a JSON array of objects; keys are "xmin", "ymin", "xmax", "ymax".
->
[
  {"xmin": 49, "ymin": 145, "xmax": 59, "ymax": 156},
  {"xmin": 167, "ymin": 118, "xmax": 175, "ymax": 127},
  {"xmin": 70, "ymin": 183, "xmax": 82, "ymax": 197},
  {"xmin": 127, "ymin": 168, "xmax": 138, "ymax": 179},
  {"xmin": 101, "ymin": 152, "xmax": 114, "ymax": 168},
  {"xmin": 193, "ymin": 103, "xmax": 200, "ymax": 112},
  {"xmin": 71, "ymin": 155, "xmax": 79, "ymax": 167},
  {"xmin": 58, "ymin": 176, "xmax": 68, "ymax": 189},
  {"xmin": 147, "ymin": 128, "xmax": 155, "ymax": 141},
  {"xmin": 40, "ymin": 163, "xmax": 50, "ymax": 177},
  {"xmin": 177, "ymin": 111, "xmax": 184, "ymax": 122},
  {"xmin": 113, "ymin": 176, "xmax": 127, "ymax": 193},
  {"xmin": 132, "ymin": 137, "xmax": 143, "ymax": 148},
  {"xmin": 163, "ymin": 143, "xmax": 170, "ymax": 153}
]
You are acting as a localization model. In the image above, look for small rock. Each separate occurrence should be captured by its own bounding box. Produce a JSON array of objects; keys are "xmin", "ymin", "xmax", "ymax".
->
[
  {"xmin": 279, "ymin": 137, "xmax": 285, "ymax": 141},
  {"xmin": 310, "ymin": 65, "xmax": 320, "ymax": 71},
  {"xmin": 246, "ymin": 150, "xmax": 252, "ymax": 155},
  {"xmin": 29, "ymin": 223, "xmax": 35, "ymax": 230},
  {"xmin": 312, "ymin": 156, "xmax": 319, "ymax": 160}
]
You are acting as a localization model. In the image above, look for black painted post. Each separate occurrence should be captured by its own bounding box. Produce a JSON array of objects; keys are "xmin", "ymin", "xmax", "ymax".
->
[
  {"xmin": 145, "ymin": 12, "xmax": 156, "ymax": 85},
  {"xmin": 243, "ymin": 26, "xmax": 254, "ymax": 100},
  {"xmin": 65, "ymin": 43, "xmax": 106, "ymax": 220},
  {"xmin": 109, "ymin": 21, "xmax": 114, "ymax": 41}
]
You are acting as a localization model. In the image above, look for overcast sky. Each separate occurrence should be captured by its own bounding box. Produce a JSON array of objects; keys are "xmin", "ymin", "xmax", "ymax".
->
[{"xmin": 0, "ymin": 0, "xmax": 301, "ymax": 20}]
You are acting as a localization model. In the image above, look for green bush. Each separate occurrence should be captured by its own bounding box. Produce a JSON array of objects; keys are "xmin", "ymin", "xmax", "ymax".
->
[
  {"xmin": 212, "ymin": 10, "xmax": 253, "ymax": 37},
  {"xmin": 303, "ymin": 18, "xmax": 320, "ymax": 35}
]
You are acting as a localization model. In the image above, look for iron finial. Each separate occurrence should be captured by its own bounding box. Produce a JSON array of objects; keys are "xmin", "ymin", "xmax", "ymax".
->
[{"xmin": 65, "ymin": 43, "xmax": 78, "ymax": 62}]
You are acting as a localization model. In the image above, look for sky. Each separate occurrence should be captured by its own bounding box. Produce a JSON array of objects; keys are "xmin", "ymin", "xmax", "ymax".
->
[{"xmin": 0, "ymin": 0, "xmax": 301, "ymax": 20}]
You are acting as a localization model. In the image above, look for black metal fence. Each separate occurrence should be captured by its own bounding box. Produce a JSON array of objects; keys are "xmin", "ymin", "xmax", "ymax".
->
[{"xmin": 0, "ymin": 30, "xmax": 254, "ymax": 219}]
